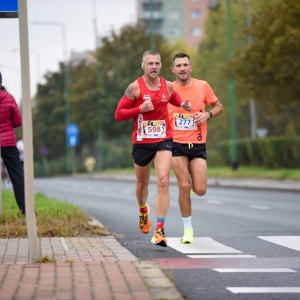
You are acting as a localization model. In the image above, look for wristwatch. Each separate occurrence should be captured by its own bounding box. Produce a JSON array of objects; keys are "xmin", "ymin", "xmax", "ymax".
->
[{"xmin": 208, "ymin": 111, "xmax": 213, "ymax": 120}]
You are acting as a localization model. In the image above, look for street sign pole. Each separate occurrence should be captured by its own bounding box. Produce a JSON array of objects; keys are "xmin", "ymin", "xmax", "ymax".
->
[
  {"xmin": 18, "ymin": 0, "xmax": 40, "ymax": 262},
  {"xmin": 66, "ymin": 123, "xmax": 79, "ymax": 174}
]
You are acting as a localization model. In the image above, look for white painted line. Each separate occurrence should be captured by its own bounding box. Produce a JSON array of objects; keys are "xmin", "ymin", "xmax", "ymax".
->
[
  {"xmin": 227, "ymin": 287, "xmax": 300, "ymax": 294},
  {"xmin": 167, "ymin": 237, "xmax": 243, "ymax": 254},
  {"xmin": 249, "ymin": 205, "xmax": 270, "ymax": 210},
  {"xmin": 258, "ymin": 236, "xmax": 300, "ymax": 252},
  {"xmin": 60, "ymin": 237, "xmax": 69, "ymax": 251},
  {"xmin": 206, "ymin": 200, "xmax": 223, "ymax": 204},
  {"xmin": 188, "ymin": 254, "xmax": 255, "ymax": 258},
  {"xmin": 214, "ymin": 268, "xmax": 296, "ymax": 273}
]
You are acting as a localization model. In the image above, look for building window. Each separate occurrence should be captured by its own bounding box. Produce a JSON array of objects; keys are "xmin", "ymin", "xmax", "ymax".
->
[
  {"xmin": 168, "ymin": 9, "xmax": 179, "ymax": 20},
  {"xmin": 190, "ymin": 9, "xmax": 202, "ymax": 19},
  {"xmin": 191, "ymin": 26, "xmax": 203, "ymax": 36},
  {"xmin": 143, "ymin": 10, "xmax": 161, "ymax": 19},
  {"xmin": 169, "ymin": 27, "xmax": 181, "ymax": 37}
]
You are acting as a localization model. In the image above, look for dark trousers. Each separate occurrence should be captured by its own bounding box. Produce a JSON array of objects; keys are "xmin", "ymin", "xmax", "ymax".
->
[{"xmin": 1, "ymin": 146, "xmax": 25, "ymax": 214}]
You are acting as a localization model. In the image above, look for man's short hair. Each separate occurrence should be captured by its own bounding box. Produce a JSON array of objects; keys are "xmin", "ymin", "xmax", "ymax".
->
[
  {"xmin": 142, "ymin": 50, "xmax": 161, "ymax": 62},
  {"xmin": 172, "ymin": 53, "xmax": 191, "ymax": 65}
]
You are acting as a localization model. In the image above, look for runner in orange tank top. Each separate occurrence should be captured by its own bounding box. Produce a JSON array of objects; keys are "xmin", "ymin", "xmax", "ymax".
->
[
  {"xmin": 115, "ymin": 50, "xmax": 192, "ymax": 247},
  {"xmin": 168, "ymin": 53, "xmax": 223, "ymax": 244}
]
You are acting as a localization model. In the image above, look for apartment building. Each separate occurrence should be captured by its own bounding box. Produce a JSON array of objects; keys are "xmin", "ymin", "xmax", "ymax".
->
[{"xmin": 137, "ymin": 0, "xmax": 217, "ymax": 47}]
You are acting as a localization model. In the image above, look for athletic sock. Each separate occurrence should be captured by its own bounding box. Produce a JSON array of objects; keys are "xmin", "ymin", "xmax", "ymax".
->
[
  {"xmin": 182, "ymin": 216, "xmax": 193, "ymax": 231},
  {"xmin": 139, "ymin": 204, "xmax": 148, "ymax": 214},
  {"xmin": 156, "ymin": 217, "xmax": 165, "ymax": 230}
]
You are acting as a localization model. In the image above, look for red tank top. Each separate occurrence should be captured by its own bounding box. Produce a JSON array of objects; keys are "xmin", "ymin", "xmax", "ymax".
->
[{"xmin": 131, "ymin": 77, "xmax": 173, "ymax": 144}]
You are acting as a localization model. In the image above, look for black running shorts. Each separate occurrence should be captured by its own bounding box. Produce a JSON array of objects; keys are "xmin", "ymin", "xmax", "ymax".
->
[
  {"xmin": 172, "ymin": 142, "xmax": 207, "ymax": 161},
  {"xmin": 132, "ymin": 138, "xmax": 173, "ymax": 166}
]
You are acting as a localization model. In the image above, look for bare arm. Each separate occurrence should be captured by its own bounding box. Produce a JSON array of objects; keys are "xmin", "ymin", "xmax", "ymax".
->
[{"xmin": 195, "ymin": 100, "xmax": 223, "ymax": 124}]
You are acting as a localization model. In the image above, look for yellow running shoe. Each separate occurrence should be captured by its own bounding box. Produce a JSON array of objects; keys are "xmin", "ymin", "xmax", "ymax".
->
[
  {"xmin": 181, "ymin": 228, "xmax": 194, "ymax": 244},
  {"xmin": 139, "ymin": 204, "xmax": 151, "ymax": 234},
  {"xmin": 151, "ymin": 228, "xmax": 167, "ymax": 247}
]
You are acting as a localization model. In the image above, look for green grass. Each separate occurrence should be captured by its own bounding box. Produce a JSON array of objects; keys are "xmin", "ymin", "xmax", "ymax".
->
[
  {"xmin": 0, "ymin": 190, "xmax": 110, "ymax": 238},
  {"xmin": 100, "ymin": 166, "xmax": 300, "ymax": 181}
]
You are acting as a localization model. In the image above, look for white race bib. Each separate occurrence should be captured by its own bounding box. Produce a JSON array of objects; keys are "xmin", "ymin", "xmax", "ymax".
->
[
  {"xmin": 173, "ymin": 113, "xmax": 196, "ymax": 130},
  {"xmin": 142, "ymin": 120, "xmax": 166, "ymax": 138}
]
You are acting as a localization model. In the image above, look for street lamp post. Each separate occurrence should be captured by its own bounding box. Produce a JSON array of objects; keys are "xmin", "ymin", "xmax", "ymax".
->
[
  {"xmin": 225, "ymin": 0, "xmax": 238, "ymax": 170},
  {"xmin": 91, "ymin": 0, "xmax": 104, "ymax": 170},
  {"xmin": 246, "ymin": 0, "xmax": 257, "ymax": 139},
  {"xmin": 31, "ymin": 21, "xmax": 71, "ymax": 172}
]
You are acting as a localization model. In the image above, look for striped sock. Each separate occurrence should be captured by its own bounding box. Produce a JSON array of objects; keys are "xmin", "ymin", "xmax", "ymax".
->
[{"xmin": 156, "ymin": 217, "xmax": 165, "ymax": 230}]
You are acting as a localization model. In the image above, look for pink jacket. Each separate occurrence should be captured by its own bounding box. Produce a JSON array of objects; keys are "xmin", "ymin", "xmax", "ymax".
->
[{"xmin": 0, "ymin": 90, "xmax": 22, "ymax": 147}]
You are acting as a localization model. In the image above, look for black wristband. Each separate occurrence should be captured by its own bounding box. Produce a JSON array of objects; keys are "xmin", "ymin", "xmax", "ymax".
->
[{"xmin": 208, "ymin": 111, "xmax": 213, "ymax": 120}]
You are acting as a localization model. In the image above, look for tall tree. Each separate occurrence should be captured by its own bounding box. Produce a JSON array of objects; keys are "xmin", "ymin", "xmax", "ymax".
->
[{"xmin": 229, "ymin": 0, "xmax": 300, "ymax": 112}]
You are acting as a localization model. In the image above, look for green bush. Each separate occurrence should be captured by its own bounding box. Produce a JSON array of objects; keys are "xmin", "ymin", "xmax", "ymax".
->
[{"xmin": 218, "ymin": 136, "xmax": 300, "ymax": 169}]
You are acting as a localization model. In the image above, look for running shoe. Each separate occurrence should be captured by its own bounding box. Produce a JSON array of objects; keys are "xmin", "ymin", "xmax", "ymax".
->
[
  {"xmin": 181, "ymin": 228, "xmax": 194, "ymax": 244},
  {"xmin": 139, "ymin": 203, "xmax": 151, "ymax": 234},
  {"xmin": 151, "ymin": 228, "xmax": 167, "ymax": 247}
]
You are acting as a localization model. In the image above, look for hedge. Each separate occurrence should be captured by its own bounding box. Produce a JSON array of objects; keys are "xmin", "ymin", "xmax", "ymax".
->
[{"xmin": 218, "ymin": 136, "xmax": 300, "ymax": 169}]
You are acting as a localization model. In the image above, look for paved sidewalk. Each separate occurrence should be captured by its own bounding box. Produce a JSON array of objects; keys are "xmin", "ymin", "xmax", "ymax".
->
[{"xmin": 0, "ymin": 236, "xmax": 183, "ymax": 300}]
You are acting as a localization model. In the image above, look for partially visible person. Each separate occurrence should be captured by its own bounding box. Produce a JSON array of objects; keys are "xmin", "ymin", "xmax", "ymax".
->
[
  {"xmin": 168, "ymin": 53, "xmax": 223, "ymax": 244},
  {"xmin": 1, "ymin": 159, "xmax": 11, "ymax": 188},
  {"xmin": 115, "ymin": 50, "xmax": 192, "ymax": 247},
  {"xmin": 17, "ymin": 137, "xmax": 24, "ymax": 166},
  {"xmin": 0, "ymin": 71, "xmax": 26, "ymax": 215}
]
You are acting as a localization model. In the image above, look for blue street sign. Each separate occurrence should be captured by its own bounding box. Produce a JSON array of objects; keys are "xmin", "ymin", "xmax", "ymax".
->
[
  {"xmin": 66, "ymin": 123, "xmax": 79, "ymax": 147},
  {"xmin": 0, "ymin": 0, "xmax": 18, "ymax": 18},
  {"xmin": 66, "ymin": 123, "xmax": 79, "ymax": 135},
  {"xmin": 68, "ymin": 135, "xmax": 79, "ymax": 147}
]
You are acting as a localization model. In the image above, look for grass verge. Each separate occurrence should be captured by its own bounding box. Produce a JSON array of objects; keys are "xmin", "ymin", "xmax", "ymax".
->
[
  {"xmin": 0, "ymin": 190, "xmax": 110, "ymax": 238},
  {"xmin": 100, "ymin": 166, "xmax": 300, "ymax": 181}
]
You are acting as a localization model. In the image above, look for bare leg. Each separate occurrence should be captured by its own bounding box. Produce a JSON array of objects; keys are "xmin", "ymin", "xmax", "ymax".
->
[
  {"xmin": 134, "ymin": 162, "xmax": 152, "ymax": 207},
  {"xmin": 153, "ymin": 150, "xmax": 172, "ymax": 218},
  {"xmin": 172, "ymin": 156, "xmax": 192, "ymax": 217},
  {"xmin": 190, "ymin": 158, "xmax": 207, "ymax": 196}
]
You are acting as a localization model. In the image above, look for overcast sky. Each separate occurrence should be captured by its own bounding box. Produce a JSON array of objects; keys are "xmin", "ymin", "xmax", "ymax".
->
[{"xmin": 0, "ymin": 0, "xmax": 137, "ymax": 103}]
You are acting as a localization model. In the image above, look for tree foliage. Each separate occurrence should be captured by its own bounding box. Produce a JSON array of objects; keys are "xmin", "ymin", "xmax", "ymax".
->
[{"xmin": 228, "ymin": 0, "xmax": 300, "ymax": 112}]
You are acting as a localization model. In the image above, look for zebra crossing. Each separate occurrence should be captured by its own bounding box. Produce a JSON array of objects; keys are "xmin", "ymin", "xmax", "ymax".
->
[{"xmin": 163, "ymin": 236, "xmax": 300, "ymax": 296}]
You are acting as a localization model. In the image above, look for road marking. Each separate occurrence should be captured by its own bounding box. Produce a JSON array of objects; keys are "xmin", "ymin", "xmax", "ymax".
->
[
  {"xmin": 206, "ymin": 200, "xmax": 223, "ymax": 204},
  {"xmin": 214, "ymin": 268, "xmax": 296, "ymax": 273},
  {"xmin": 227, "ymin": 287, "xmax": 300, "ymax": 294},
  {"xmin": 258, "ymin": 236, "xmax": 300, "ymax": 252},
  {"xmin": 167, "ymin": 237, "xmax": 243, "ymax": 254},
  {"xmin": 188, "ymin": 254, "xmax": 255, "ymax": 258},
  {"xmin": 249, "ymin": 205, "xmax": 270, "ymax": 210}
]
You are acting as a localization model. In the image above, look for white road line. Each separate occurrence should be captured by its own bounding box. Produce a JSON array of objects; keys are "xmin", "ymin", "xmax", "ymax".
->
[
  {"xmin": 249, "ymin": 205, "xmax": 270, "ymax": 210},
  {"xmin": 214, "ymin": 268, "xmax": 296, "ymax": 273},
  {"xmin": 227, "ymin": 287, "xmax": 300, "ymax": 294},
  {"xmin": 188, "ymin": 254, "xmax": 255, "ymax": 258},
  {"xmin": 206, "ymin": 200, "xmax": 223, "ymax": 204},
  {"xmin": 258, "ymin": 236, "xmax": 300, "ymax": 252},
  {"xmin": 167, "ymin": 237, "xmax": 243, "ymax": 254}
]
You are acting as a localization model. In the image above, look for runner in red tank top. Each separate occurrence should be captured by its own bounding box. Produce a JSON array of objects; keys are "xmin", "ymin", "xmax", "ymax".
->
[
  {"xmin": 168, "ymin": 53, "xmax": 223, "ymax": 244},
  {"xmin": 115, "ymin": 50, "xmax": 192, "ymax": 247}
]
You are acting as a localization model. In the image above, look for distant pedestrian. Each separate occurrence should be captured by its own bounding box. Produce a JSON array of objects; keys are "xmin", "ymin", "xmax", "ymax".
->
[{"xmin": 0, "ymin": 71, "xmax": 26, "ymax": 215}]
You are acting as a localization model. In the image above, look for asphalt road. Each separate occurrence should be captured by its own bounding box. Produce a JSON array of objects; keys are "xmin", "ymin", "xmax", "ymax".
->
[{"xmin": 34, "ymin": 177, "xmax": 300, "ymax": 300}]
